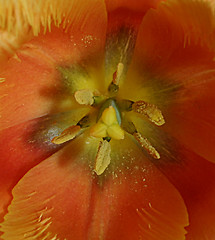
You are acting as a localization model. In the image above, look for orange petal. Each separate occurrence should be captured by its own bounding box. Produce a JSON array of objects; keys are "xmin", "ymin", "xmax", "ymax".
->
[
  {"xmin": 0, "ymin": 137, "xmax": 188, "ymax": 239},
  {"xmin": 0, "ymin": 109, "xmax": 88, "ymax": 218},
  {"xmin": 123, "ymin": 0, "xmax": 215, "ymax": 163},
  {"xmin": 105, "ymin": 0, "xmax": 164, "ymax": 13},
  {"xmin": 133, "ymin": 0, "xmax": 215, "ymax": 69},
  {"xmin": 138, "ymin": 124, "xmax": 215, "ymax": 240},
  {"xmin": 0, "ymin": 0, "xmax": 107, "ymax": 130},
  {"xmin": 104, "ymin": 9, "xmax": 143, "ymax": 87},
  {"xmin": 0, "ymin": 0, "xmax": 107, "ymax": 61}
]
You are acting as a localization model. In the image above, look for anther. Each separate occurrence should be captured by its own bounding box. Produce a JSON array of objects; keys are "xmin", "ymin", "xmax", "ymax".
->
[
  {"xmin": 74, "ymin": 89, "xmax": 94, "ymax": 105},
  {"xmin": 122, "ymin": 120, "xmax": 160, "ymax": 159},
  {"xmin": 113, "ymin": 62, "xmax": 124, "ymax": 85},
  {"xmin": 133, "ymin": 132, "xmax": 160, "ymax": 159},
  {"xmin": 52, "ymin": 114, "xmax": 92, "ymax": 144},
  {"xmin": 132, "ymin": 100, "xmax": 165, "ymax": 126},
  {"xmin": 94, "ymin": 139, "xmax": 111, "ymax": 175},
  {"xmin": 52, "ymin": 125, "xmax": 81, "ymax": 144},
  {"xmin": 108, "ymin": 62, "xmax": 124, "ymax": 96}
]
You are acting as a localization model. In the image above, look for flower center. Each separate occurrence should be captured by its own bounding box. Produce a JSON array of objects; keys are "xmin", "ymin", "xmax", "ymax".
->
[{"xmin": 52, "ymin": 63, "xmax": 165, "ymax": 175}]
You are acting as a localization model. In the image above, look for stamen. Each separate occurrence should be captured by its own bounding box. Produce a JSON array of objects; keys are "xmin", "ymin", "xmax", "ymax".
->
[
  {"xmin": 74, "ymin": 89, "xmax": 94, "ymax": 105},
  {"xmin": 52, "ymin": 125, "xmax": 81, "ymax": 144},
  {"xmin": 132, "ymin": 101, "xmax": 165, "ymax": 126},
  {"xmin": 122, "ymin": 120, "xmax": 160, "ymax": 159},
  {"xmin": 133, "ymin": 132, "xmax": 160, "ymax": 159},
  {"xmin": 52, "ymin": 114, "xmax": 92, "ymax": 144},
  {"xmin": 108, "ymin": 62, "xmax": 124, "ymax": 96},
  {"xmin": 113, "ymin": 62, "xmax": 124, "ymax": 85},
  {"xmin": 94, "ymin": 140, "xmax": 111, "ymax": 175}
]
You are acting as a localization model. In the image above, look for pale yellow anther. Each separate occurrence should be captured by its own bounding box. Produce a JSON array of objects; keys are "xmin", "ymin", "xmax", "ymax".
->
[
  {"xmin": 133, "ymin": 101, "xmax": 165, "ymax": 126},
  {"xmin": 94, "ymin": 140, "xmax": 111, "ymax": 175},
  {"xmin": 90, "ymin": 106, "xmax": 124, "ymax": 140},
  {"xmin": 52, "ymin": 125, "xmax": 81, "ymax": 144},
  {"xmin": 102, "ymin": 106, "xmax": 118, "ymax": 126},
  {"xmin": 113, "ymin": 62, "xmax": 124, "ymax": 85},
  {"xmin": 90, "ymin": 122, "xmax": 107, "ymax": 138},
  {"xmin": 74, "ymin": 89, "xmax": 94, "ymax": 105},
  {"xmin": 107, "ymin": 124, "xmax": 124, "ymax": 140},
  {"xmin": 133, "ymin": 132, "xmax": 160, "ymax": 159}
]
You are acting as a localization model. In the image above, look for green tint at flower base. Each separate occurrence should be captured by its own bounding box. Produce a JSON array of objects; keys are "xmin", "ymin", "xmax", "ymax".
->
[
  {"xmin": 1, "ymin": 0, "xmax": 215, "ymax": 239},
  {"xmin": 51, "ymin": 60, "xmax": 165, "ymax": 176}
]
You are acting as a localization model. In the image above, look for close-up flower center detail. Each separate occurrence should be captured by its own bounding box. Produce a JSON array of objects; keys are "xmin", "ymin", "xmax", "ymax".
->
[
  {"xmin": 52, "ymin": 62, "xmax": 165, "ymax": 175},
  {"xmin": 1, "ymin": 0, "xmax": 215, "ymax": 239}
]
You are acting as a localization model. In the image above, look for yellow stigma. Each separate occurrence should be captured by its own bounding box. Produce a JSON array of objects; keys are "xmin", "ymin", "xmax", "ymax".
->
[{"xmin": 90, "ymin": 106, "xmax": 124, "ymax": 140}]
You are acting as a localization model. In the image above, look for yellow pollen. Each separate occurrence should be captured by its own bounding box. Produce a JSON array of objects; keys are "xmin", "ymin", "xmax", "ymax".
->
[
  {"xmin": 52, "ymin": 125, "xmax": 81, "ymax": 144},
  {"xmin": 94, "ymin": 140, "xmax": 111, "ymax": 175},
  {"xmin": 74, "ymin": 89, "xmax": 94, "ymax": 105},
  {"xmin": 113, "ymin": 62, "xmax": 124, "ymax": 85},
  {"xmin": 132, "ymin": 101, "xmax": 165, "ymax": 126},
  {"xmin": 133, "ymin": 132, "xmax": 160, "ymax": 159},
  {"xmin": 90, "ymin": 106, "xmax": 124, "ymax": 140}
]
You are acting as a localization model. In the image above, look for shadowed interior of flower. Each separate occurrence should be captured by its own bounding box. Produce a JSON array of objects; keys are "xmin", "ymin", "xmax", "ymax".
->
[
  {"xmin": 1, "ymin": 0, "xmax": 215, "ymax": 240},
  {"xmin": 51, "ymin": 62, "xmax": 165, "ymax": 175}
]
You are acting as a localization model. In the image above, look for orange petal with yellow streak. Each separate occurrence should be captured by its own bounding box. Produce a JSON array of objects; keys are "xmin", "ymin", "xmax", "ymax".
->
[
  {"xmin": 124, "ymin": 0, "xmax": 215, "ymax": 163},
  {"xmin": 0, "ymin": 0, "xmax": 107, "ymax": 130},
  {"xmin": 0, "ymin": 108, "xmax": 89, "ymax": 220},
  {"xmin": 0, "ymin": 137, "xmax": 188, "ymax": 240}
]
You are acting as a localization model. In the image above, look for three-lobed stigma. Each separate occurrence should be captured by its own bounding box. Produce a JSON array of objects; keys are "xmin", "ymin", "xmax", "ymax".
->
[{"xmin": 52, "ymin": 62, "xmax": 165, "ymax": 175}]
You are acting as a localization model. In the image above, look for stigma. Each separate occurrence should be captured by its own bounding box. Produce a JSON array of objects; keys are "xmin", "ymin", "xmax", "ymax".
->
[{"xmin": 51, "ymin": 62, "xmax": 165, "ymax": 175}]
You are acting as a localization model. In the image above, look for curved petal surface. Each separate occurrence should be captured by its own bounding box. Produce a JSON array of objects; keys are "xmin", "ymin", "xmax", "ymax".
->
[
  {"xmin": 0, "ymin": 0, "xmax": 107, "ymax": 130},
  {"xmin": 0, "ymin": 136, "xmax": 188, "ymax": 240},
  {"xmin": 125, "ymin": 0, "xmax": 215, "ymax": 162}
]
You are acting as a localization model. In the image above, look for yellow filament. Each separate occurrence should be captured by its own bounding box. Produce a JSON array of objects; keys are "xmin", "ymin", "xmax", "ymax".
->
[{"xmin": 94, "ymin": 140, "xmax": 111, "ymax": 175}]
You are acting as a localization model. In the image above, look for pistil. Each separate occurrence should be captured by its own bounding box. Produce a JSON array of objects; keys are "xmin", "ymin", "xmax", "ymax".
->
[{"xmin": 51, "ymin": 62, "xmax": 165, "ymax": 175}]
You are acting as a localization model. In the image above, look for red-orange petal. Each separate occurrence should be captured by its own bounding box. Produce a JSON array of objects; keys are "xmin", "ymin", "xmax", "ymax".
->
[
  {"xmin": 124, "ymin": 0, "xmax": 215, "ymax": 163},
  {"xmin": 0, "ymin": 0, "xmax": 107, "ymax": 130},
  {"xmin": 0, "ymin": 108, "xmax": 89, "ymax": 219},
  {"xmin": 105, "ymin": 0, "xmax": 164, "ymax": 13},
  {"xmin": 0, "ymin": 137, "xmax": 188, "ymax": 240},
  {"xmin": 139, "ymin": 124, "xmax": 215, "ymax": 240}
]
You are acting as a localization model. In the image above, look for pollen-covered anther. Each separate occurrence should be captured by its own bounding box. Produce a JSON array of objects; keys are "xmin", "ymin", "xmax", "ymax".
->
[
  {"xmin": 51, "ymin": 125, "xmax": 81, "ymax": 144},
  {"xmin": 108, "ymin": 62, "xmax": 124, "ymax": 96},
  {"xmin": 132, "ymin": 100, "xmax": 165, "ymax": 126},
  {"xmin": 74, "ymin": 89, "xmax": 94, "ymax": 105},
  {"xmin": 90, "ymin": 106, "xmax": 124, "ymax": 140},
  {"xmin": 113, "ymin": 62, "xmax": 124, "ymax": 85},
  {"xmin": 94, "ymin": 140, "xmax": 111, "ymax": 175},
  {"xmin": 133, "ymin": 132, "xmax": 160, "ymax": 159}
]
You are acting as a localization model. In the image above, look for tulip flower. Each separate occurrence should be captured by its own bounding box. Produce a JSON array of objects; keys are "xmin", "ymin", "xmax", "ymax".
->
[{"xmin": 0, "ymin": 0, "xmax": 215, "ymax": 239}]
